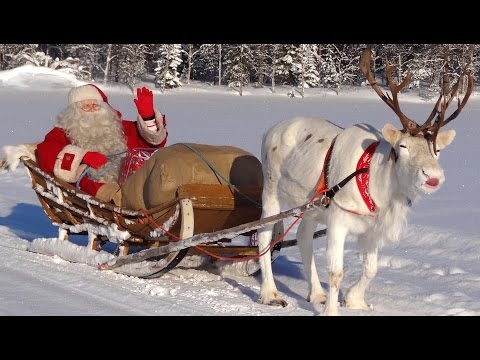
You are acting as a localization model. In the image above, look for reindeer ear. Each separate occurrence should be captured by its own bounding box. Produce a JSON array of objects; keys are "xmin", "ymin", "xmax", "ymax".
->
[
  {"xmin": 382, "ymin": 123, "xmax": 402, "ymax": 145},
  {"xmin": 435, "ymin": 129, "xmax": 456, "ymax": 150}
]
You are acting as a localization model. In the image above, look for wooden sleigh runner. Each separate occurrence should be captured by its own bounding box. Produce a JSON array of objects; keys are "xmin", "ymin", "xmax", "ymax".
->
[{"xmin": 20, "ymin": 156, "xmax": 327, "ymax": 278}]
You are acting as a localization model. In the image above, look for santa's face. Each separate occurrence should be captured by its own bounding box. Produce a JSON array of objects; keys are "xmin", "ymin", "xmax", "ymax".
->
[
  {"xmin": 79, "ymin": 99, "xmax": 101, "ymax": 113},
  {"xmin": 72, "ymin": 101, "xmax": 117, "ymax": 128}
]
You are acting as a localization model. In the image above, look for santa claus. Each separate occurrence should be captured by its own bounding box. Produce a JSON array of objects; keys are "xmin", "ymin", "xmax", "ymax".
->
[{"xmin": 35, "ymin": 84, "xmax": 168, "ymax": 205}]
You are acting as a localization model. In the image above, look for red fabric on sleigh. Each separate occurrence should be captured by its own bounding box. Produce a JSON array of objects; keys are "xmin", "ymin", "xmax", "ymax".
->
[{"xmin": 119, "ymin": 148, "xmax": 157, "ymax": 186}]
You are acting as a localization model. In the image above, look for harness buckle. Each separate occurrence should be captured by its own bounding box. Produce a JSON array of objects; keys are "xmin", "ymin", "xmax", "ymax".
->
[{"xmin": 320, "ymin": 194, "xmax": 331, "ymax": 207}]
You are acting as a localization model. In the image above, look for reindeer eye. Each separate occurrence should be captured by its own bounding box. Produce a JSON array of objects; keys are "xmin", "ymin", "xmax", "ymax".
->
[{"xmin": 399, "ymin": 145, "xmax": 407, "ymax": 149}]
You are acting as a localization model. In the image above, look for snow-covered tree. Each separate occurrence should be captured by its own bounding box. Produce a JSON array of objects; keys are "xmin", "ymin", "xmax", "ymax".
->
[
  {"xmin": 223, "ymin": 44, "xmax": 253, "ymax": 96},
  {"xmin": 248, "ymin": 44, "xmax": 282, "ymax": 93},
  {"xmin": 218, "ymin": 44, "xmax": 222, "ymax": 86},
  {"xmin": 389, "ymin": 44, "xmax": 436, "ymax": 90},
  {"xmin": 50, "ymin": 56, "xmax": 91, "ymax": 79},
  {"xmin": 194, "ymin": 44, "xmax": 219, "ymax": 84},
  {"xmin": 98, "ymin": 44, "xmax": 118, "ymax": 84},
  {"xmin": 250, "ymin": 44, "xmax": 268, "ymax": 87},
  {"xmin": 154, "ymin": 44, "xmax": 183, "ymax": 91},
  {"xmin": 320, "ymin": 44, "xmax": 361, "ymax": 93},
  {"xmin": 0, "ymin": 44, "xmax": 38, "ymax": 70},
  {"xmin": 61, "ymin": 44, "xmax": 102, "ymax": 81},
  {"xmin": 377, "ymin": 44, "xmax": 417, "ymax": 86},
  {"xmin": 63, "ymin": 44, "xmax": 111, "ymax": 81},
  {"xmin": 274, "ymin": 44, "xmax": 300, "ymax": 86},
  {"xmin": 1, "ymin": 44, "xmax": 90, "ymax": 80},
  {"xmin": 447, "ymin": 44, "xmax": 480, "ymax": 95},
  {"xmin": 116, "ymin": 44, "xmax": 148, "ymax": 92},
  {"xmin": 269, "ymin": 44, "xmax": 282, "ymax": 93},
  {"xmin": 181, "ymin": 44, "xmax": 203, "ymax": 84},
  {"xmin": 2, "ymin": 44, "xmax": 40, "ymax": 68},
  {"xmin": 293, "ymin": 44, "xmax": 320, "ymax": 97}
]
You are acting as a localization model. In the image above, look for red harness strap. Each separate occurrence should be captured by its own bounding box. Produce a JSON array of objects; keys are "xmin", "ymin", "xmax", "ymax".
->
[
  {"xmin": 313, "ymin": 139, "xmax": 380, "ymax": 215},
  {"xmin": 355, "ymin": 141, "xmax": 379, "ymax": 212},
  {"xmin": 314, "ymin": 140, "xmax": 335, "ymax": 197}
]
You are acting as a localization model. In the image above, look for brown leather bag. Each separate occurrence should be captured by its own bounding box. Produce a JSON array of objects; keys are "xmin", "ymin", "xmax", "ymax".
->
[{"xmin": 121, "ymin": 143, "xmax": 263, "ymax": 210}]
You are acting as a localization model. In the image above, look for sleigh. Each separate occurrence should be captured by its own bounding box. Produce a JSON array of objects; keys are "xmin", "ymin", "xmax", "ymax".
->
[{"xmin": 20, "ymin": 156, "xmax": 327, "ymax": 278}]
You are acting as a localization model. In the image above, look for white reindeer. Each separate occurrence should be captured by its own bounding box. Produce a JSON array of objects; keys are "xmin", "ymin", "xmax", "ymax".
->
[{"xmin": 256, "ymin": 47, "xmax": 473, "ymax": 316}]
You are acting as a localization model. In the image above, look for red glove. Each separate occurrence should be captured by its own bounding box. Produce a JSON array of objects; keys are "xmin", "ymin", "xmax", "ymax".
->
[
  {"xmin": 83, "ymin": 152, "xmax": 108, "ymax": 169},
  {"xmin": 134, "ymin": 87, "xmax": 154, "ymax": 119}
]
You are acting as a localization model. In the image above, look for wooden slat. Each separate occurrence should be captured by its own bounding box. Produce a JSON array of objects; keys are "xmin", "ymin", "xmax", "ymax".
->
[
  {"xmin": 191, "ymin": 245, "xmax": 258, "ymax": 256},
  {"xmin": 177, "ymin": 184, "xmax": 262, "ymax": 210},
  {"xmin": 34, "ymin": 193, "xmax": 63, "ymax": 223},
  {"xmin": 190, "ymin": 207, "xmax": 261, "ymax": 234},
  {"xmin": 118, "ymin": 205, "xmax": 179, "ymax": 237}
]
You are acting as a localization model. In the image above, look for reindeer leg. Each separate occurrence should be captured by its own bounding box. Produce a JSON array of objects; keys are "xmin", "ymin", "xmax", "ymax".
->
[
  {"xmin": 296, "ymin": 219, "xmax": 327, "ymax": 304},
  {"xmin": 344, "ymin": 243, "xmax": 377, "ymax": 311},
  {"xmin": 257, "ymin": 196, "xmax": 287, "ymax": 307},
  {"xmin": 323, "ymin": 219, "xmax": 347, "ymax": 316}
]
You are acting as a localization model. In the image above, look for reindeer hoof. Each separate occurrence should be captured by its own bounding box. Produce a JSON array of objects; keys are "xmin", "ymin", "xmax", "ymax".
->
[
  {"xmin": 322, "ymin": 306, "xmax": 340, "ymax": 316},
  {"xmin": 270, "ymin": 299, "xmax": 288, "ymax": 307},
  {"xmin": 308, "ymin": 293, "xmax": 327, "ymax": 305},
  {"xmin": 341, "ymin": 299, "xmax": 373, "ymax": 310},
  {"xmin": 259, "ymin": 291, "xmax": 288, "ymax": 307},
  {"xmin": 259, "ymin": 296, "xmax": 288, "ymax": 307}
]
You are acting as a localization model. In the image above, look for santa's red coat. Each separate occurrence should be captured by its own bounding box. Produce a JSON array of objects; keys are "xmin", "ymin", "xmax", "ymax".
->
[{"xmin": 37, "ymin": 117, "xmax": 167, "ymax": 197}]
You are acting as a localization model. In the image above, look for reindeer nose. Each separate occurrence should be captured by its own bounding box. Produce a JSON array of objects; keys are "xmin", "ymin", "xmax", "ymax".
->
[{"xmin": 426, "ymin": 177, "xmax": 439, "ymax": 187}]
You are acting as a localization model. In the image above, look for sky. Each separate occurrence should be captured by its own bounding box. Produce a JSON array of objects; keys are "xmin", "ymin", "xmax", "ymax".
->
[{"xmin": 0, "ymin": 65, "xmax": 480, "ymax": 316}]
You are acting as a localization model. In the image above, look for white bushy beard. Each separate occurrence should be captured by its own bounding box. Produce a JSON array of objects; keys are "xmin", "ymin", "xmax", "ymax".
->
[{"xmin": 56, "ymin": 102, "xmax": 128, "ymax": 183}]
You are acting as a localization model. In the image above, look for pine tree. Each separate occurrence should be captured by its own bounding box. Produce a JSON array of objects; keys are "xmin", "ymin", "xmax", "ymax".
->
[
  {"xmin": 320, "ymin": 44, "xmax": 361, "ymax": 94},
  {"xmin": 274, "ymin": 44, "xmax": 300, "ymax": 86},
  {"xmin": 194, "ymin": 44, "xmax": 218, "ymax": 84},
  {"xmin": 63, "ymin": 44, "xmax": 101, "ymax": 81},
  {"xmin": 154, "ymin": 44, "xmax": 183, "ymax": 91},
  {"xmin": 223, "ymin": 44, "xmax": 253, "ymax": 96},
  {"xmin": 116, "ymin": 44, "xmax": 148, "ymax": 92},
  {"xmin": 1, "ymin": 44, "xmax": 39, "ymax": 69},
  {"xmin": 182, "ymin": 44, "xmax": 202, "ymax": 84},
  {"xmin": 294, "ymin": 44, "xmax": 320, "ymax": 97}
]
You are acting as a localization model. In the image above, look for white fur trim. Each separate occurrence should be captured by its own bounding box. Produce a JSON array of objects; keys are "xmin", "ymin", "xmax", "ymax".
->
[
  {"xmin": 68, "ymin": 85, "xmax": 103, "ymax": 104},
  {"xmin": 144, "ymin": 119, "xmax": 158, "ymax": 131},
  {"xmin": 136, "ymin": 108, "xmax": 167, "ymax": 145},
  {"xmin": 54, "ymin": 145, "xmax": 88, "ymax": 182},
  {"xmin": 1, "ymin": 143, "xmax": 38, "ymax": 171}
]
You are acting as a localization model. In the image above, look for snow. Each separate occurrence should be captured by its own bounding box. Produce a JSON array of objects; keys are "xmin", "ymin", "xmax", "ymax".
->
[
  {"xmin": 0, "ymin": 64, "xmax": 84, "ymax": 89},
  {"xmin": 1, "ymin": 65, "xmax": 480, "ymax": 316}
]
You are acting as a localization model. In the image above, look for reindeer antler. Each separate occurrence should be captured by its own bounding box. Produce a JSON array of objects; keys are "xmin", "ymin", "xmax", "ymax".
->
[
  {"xmin": 360, "ymin": 45, "xmax": 474, "ymax": 154},
  {"xmin": 360, "ymin": 45, "xmax": 418, "ymax": 133}
]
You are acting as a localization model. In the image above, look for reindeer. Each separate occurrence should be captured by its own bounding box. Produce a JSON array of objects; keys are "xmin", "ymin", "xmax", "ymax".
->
[{"xmin": 256, "ymin": 47, "xmax": 473, "ymax": 316}]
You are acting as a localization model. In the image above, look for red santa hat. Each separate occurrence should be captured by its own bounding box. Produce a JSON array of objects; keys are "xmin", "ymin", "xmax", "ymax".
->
[
  {"xmin": 68, "ymin": 84, "xmax": 122, "ymax": 118},
  {"xmin": 68, "ymin": 84, "xmax": 104, "ymax": 104}
]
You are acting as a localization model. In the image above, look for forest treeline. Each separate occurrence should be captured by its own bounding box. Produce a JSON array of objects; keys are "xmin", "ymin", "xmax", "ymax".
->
[{"xmin": 0, "ymin": 44, "xmax": 476, "ymax": 95}]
